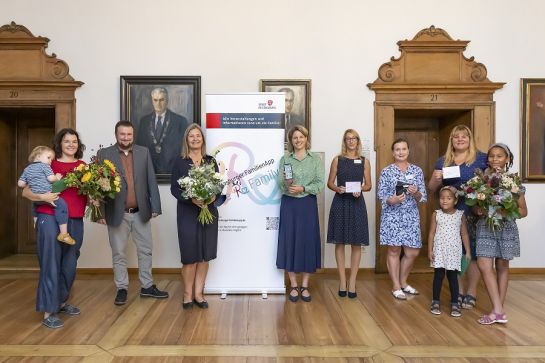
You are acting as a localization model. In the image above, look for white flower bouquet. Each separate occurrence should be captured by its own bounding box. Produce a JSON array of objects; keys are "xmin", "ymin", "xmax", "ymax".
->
[{"xmin": 178, "ymin": 160, "xmax": 224, "ymax": 225}]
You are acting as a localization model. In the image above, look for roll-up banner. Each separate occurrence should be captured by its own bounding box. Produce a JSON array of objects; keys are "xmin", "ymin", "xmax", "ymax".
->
[{"xmin": 205, "ymin": 93, "xmax": 285, "ymax": 295}]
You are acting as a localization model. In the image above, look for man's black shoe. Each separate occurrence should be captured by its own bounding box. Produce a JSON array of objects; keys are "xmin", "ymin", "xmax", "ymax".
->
[
  {"xmin": 140, "ymin": 284, "xmax": 169, "ymax": 299},
  {"xmin": 114, "ymin": 289, "xmax": 128, "ymax": 305}
]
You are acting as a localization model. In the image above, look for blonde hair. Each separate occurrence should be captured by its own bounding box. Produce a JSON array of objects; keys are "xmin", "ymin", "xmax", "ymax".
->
[
  {"xmin": 28, "ymin": 146, "xmax": 54, "ymax": 163},
  {"xmin": 181, "ymin": 124, "xmax": 206, "ymax": 158},
  {"xmin": 287, "ymin": 125, "xmax": 310, "ymax": 152},
  {"xmin": 340, "ymin": 129, "xmax": 362, "ymax": 157},
  {"xmin": 443, "ymin": 125, "xmax": 477, "ymax": 167}
]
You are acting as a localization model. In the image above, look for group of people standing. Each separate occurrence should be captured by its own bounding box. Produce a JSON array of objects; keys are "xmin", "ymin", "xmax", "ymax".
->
[
  {"xmin": 376, "ymin": 125, "xmax": 527, "ymax": 324},
  {"xmin": 276, "ymin": 124, "xmax": 528, "ymax": 326},
  {"xmin": 22, "ymin": 121, "xmax": 527, "ymax": 329}
]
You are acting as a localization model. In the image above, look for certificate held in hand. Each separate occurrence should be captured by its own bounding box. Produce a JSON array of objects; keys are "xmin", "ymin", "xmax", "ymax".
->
[
  {"xmin": 345, "ymin": 181, "xmax": 361, "ymax": 193},
  {"xmin": 442, "ymin": 165, "xmax": 461, "ymax": 180}
]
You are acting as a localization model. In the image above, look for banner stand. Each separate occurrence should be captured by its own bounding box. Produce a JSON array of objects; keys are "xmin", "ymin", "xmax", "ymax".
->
[{"xmin": 205, "ymin": 93, "xmax": 286, "ymax": 296}]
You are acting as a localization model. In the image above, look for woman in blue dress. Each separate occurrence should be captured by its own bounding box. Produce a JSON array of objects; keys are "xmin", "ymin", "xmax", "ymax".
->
[
  {"xmin": 427, "ymin": 125, "xmax": 487, "ymax": 310},
  {"xmin": 378, "ymin": 138, "xmax": 427, "ymax": 300},
  {"xmin": 327, "ymin": 129, "xmax": 371, "ymax": 298}
]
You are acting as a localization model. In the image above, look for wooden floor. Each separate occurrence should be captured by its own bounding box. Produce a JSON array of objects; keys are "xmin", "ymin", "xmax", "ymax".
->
[{"xmin": 1, "ymin": 267, "xmax": 545, "ymax": 363}]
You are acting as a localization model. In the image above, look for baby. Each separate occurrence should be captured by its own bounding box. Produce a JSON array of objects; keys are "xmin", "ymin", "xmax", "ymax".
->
[{"xmin": 18, "ymin": 146, "xmax": 75, "ymax": 245}]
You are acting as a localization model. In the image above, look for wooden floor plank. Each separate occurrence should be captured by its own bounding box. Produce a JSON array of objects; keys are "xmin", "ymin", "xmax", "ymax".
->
[{"xmin": 1, "ymin": 272, "xmax": 545, "ymax": 362}]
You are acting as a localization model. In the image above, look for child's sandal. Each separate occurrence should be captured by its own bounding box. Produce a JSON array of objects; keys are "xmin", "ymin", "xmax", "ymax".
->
[
  {"xmin": 57, "ymin": 233, "xmax": 76, "ymax": 245},
  {"xmin": 451, "ymin": 304, "xmax": 462, "ymax": 317},
  {"xmin": 478, "ymin": 311, "xmax": 505, "ymax": 325},
  {"xmin": 430, "ymin": 301, "xmax": 441, "ymax": 315}
]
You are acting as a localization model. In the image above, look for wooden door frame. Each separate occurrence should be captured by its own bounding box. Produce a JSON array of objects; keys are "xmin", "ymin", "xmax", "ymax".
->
[
  {"xmin": 0, "ymin": 22, "xmax": 82, "ymax": 257},
  {"xmin": 368, "ymin": 26, "xmax": 504, "ymax": 273}
]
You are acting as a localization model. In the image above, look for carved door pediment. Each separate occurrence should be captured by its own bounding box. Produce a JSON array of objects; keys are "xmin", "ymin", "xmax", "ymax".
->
[{"xmin": 0, "ymin": 21, "xmax": 83, "ymax": 130}]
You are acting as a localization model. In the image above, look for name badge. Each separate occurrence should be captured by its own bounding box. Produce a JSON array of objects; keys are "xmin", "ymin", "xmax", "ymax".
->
[
  {"xmin": 353, "ymin": 159, "xmax": 362, "ymax": 164},
  {"xmin": 406, "ymin": 174, "xmax": 415, "ymax": 181}
]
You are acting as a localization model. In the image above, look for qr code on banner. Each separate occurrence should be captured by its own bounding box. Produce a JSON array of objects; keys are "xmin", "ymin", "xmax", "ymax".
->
[{"xmin": 266, "ymin": 217, "xmax": 279, "ymax": 230}]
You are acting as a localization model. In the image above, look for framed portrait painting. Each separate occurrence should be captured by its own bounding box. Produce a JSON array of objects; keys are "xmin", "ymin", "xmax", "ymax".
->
[
  {"xmin": 120, "ymin": 76, "xmax": 201, "ymax": 183},
  {"xmin": 260, "ymin": 79, "xmax": 311, "ymax": 144},
  {"xmin": 520, "ymin": 78, "xmax": 545, "ymax": 182}
]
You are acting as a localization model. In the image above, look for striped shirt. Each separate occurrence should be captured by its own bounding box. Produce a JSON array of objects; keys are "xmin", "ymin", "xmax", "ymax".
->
[{"xmin": 19, "ymin": 162, "xmax": 54, "ymax": 194}]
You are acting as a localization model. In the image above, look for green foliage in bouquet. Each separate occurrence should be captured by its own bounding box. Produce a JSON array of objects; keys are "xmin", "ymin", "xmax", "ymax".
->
[
  {"xmin": 458, "ymin": 169, "xmax": 522, "ymax": 231},
  {"xmin": 63, "ymin": 156, "xmax": 121, "ymax": 220},
  {"xmin": 178, "ymin": 160, "xmax": 224, "ymax": 225}
]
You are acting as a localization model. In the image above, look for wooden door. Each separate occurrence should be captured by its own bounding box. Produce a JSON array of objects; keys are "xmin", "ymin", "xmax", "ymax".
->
[
  {"xmin": 0, "ymin": 110, "xmax": 16, "ymax": 258},
  {"xmin": 395, "ymin": 116, "xmax": 439, "ymax": 271},
  {"xmin": 394, "ymin": 109, "xmax": 472, "ymax": 271},
  {"xmin": 1, "ymin": 108, "xmax": 56, "ymax": 255}
]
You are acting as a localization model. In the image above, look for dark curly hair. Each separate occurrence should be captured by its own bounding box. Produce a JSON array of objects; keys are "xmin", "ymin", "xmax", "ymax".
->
[{"xmin": 53, "ymin": 128, "xmax": 86, "ymax": 159}]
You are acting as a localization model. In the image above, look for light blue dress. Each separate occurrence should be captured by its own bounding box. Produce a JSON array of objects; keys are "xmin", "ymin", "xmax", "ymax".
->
[{"xmin": 377, "ymin": 163, "xmax": 427, "ymax": 248}]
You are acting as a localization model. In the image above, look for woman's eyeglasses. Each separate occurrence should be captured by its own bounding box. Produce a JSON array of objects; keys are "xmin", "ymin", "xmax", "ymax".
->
[{"xmin": 345, "ymin": 137, "xmax": 359, "ymax": 142}]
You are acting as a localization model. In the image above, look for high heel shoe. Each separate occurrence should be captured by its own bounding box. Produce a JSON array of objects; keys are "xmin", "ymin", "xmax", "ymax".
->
[
  {"xmin": 338, "ymin": 283, "xmax": 347, "ymax": 297},
  {"xmin": 288, "ymin": 287, "xmax": 299, "ymax": 303},
  {"xmin": 348, "ymin": 282, "xmax": 357, "ymax": 298},
  {"xmin": 193, "ymin": 299, "xmax": 209, "ymax": 309},
  {"xmin": 300, "ymin": 287, "xmax": 311, "ymax": 302}
]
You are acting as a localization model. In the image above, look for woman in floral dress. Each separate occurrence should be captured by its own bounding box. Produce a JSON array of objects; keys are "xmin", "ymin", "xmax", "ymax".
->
[{"xmin": 377, "ymin": 138, "xmax": 427, "ymax": 300}]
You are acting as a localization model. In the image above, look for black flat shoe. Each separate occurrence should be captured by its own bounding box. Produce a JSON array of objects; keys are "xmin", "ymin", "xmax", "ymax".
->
[
  {"xmin": 182, "ymin": 301, "xmax": 193, "ymax": 309},
  {"xmin": 193, "ymin": 299, "xmax": 209, "ymax": 309},
  {"xmin": 300, "ymin": 287, "xmax": 311, "ymax": 302},
  {"xmin": 338, "ymin": 290, "xmax": 347, "ymax": 297},
  {"xmin": 348, "ymin": 291, "xmax": 357, "ymax": 299},
  {"xmin": 288, "ymin": 287, "xmax": 299, "ymax": 303}
]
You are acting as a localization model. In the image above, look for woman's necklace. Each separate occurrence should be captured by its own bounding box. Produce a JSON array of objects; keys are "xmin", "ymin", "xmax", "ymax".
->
[{"xmin": 190, "ymin": 154, "xmax": 202, "ymax": 166}]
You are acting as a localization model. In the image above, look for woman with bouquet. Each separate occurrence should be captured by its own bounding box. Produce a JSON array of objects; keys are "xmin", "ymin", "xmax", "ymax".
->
[
  {"xmin": 427, "ymin": 125, "xmax": 488, "ymax": 310},
  {"xmin": 474, "ymin": 143, "xmax": 527, "ymax": 325},
  {"xmin": 22, "ymin": 128, "xmax": 87, "ymax": 328},
  {"xmin": 171, "ymin": 124, "xmax": 222, "ymax": 309}
]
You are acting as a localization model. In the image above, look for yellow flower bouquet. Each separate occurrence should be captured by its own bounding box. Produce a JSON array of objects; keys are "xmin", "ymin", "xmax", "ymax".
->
[{"xmin": 63, "ymin": 156, "xmax": 121, "ymax": 219}]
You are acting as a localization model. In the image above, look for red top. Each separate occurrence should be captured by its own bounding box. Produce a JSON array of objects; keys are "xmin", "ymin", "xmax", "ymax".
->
[{"xmin": 35, "ymin": 159, "xmax": 88, "ymax": 218}]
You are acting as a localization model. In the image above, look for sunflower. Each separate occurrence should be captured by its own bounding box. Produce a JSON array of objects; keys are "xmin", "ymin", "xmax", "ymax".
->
[{"xmin": 81, "ymin": 172, "xmax": 92, "ymax": 183}]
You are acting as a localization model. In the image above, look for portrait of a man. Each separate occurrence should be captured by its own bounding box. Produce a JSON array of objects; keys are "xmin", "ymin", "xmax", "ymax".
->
[
  {"xmin": 121, "ymin": 76, "xmax": 201, "ymax": 181},
  {"xmin": 527, "ymin": 85, "xmax": 545, "ymax": 176},
  {"xmin": 278, "ymin": 87, "xmax": 304, "ymax": 135},
  {"xmin": 135, "ymin": 87, "xmax": 190, "ymax": 174},
  {"xmin": 260, "ymin": 79, "xmax": 311, "ymax": 143}
]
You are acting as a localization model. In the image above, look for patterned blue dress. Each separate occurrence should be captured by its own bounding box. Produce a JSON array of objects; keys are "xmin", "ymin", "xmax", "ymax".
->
[
  {"xmin": 476, "ymin": 179, "xmax": 525, "ymax": 260},
  {"xmin": 327, "ymin": 156, "xmax": 369, "ymax": 246},
  {"xmin": 377, "ymin": 163, "xmax": 427, "ymax": 248}
]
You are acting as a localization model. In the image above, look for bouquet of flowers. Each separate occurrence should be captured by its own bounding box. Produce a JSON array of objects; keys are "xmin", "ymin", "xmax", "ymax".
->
[
  {"xmin": 458, "ymin": 169, "xmax": 522, "ymax": 231},
  {"xmin": 63, "ymin": 156, "xmax": 122, "ymax": 220},
  {"xmin": 178, "ymin": 160, "xmax": 224, "ymax": 225}
]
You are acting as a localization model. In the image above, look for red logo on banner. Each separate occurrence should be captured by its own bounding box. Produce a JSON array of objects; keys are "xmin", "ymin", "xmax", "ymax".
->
[{"xmin": 267, "ymin": 100, "xmax": 273, "ymax": 106}]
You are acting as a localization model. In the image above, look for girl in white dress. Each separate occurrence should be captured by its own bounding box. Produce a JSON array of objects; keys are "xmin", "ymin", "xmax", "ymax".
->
[{"xmin": 428, "ymin": 186, "xmax": 471, "ymax": 317}]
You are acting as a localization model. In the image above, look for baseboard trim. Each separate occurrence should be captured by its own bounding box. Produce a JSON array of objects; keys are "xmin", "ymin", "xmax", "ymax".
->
[{"xmin": 2, "ymin": 266, "xmax": 545, "ymax": 275}]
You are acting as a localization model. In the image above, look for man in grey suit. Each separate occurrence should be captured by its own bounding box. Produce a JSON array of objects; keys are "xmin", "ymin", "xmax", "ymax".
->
[
  {"xmin": 278, "ymin": 87, "xmax": 304, "ymax": 141},
  {"xmin": 97, "ymin": 120, "xmax": 168, "ymax": 305}
]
